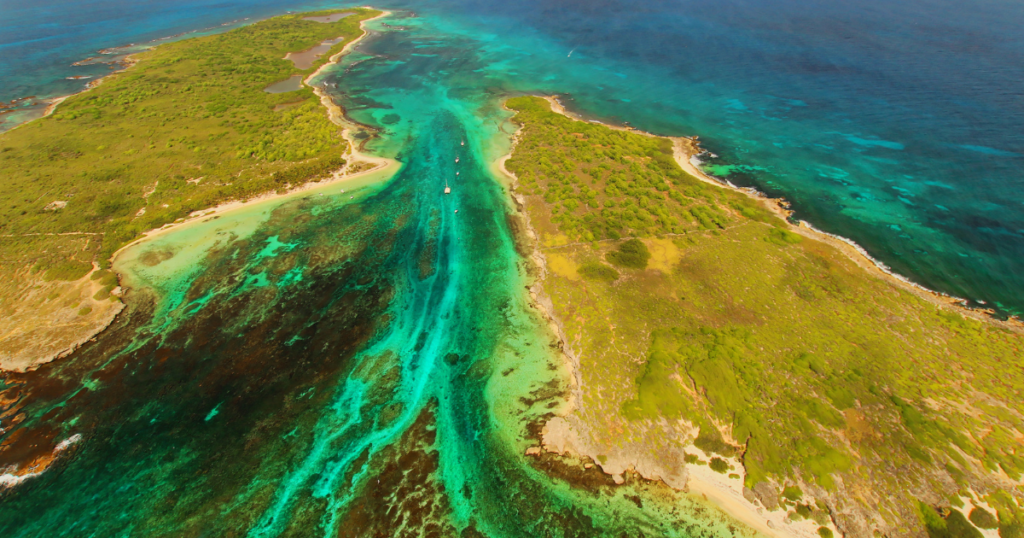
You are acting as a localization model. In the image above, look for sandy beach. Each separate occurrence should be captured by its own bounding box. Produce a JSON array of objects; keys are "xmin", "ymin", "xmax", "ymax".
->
[
  {"xmin": 502, "ymin": 95, "xmax": 1023, "ymax": 537},
  {"xmin": 544, "ymin": 95, "xmax": 1022, "ymax": 333},
  {"xmin": 110, "ymin": 9, "xmax": 395, "ymax": 260},
  {"xmin": 3, "ymin": 9, "xmax": 399, "ymax": 373}
]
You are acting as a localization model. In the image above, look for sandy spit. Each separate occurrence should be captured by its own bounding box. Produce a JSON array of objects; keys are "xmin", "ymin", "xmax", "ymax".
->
[
  {"xmin": 112, "ymin": 8, "xmax": 397, "ymax": 261},
  {"xmin": 3, "ymin": 8, "xmax": 398, "ymax": 372}
]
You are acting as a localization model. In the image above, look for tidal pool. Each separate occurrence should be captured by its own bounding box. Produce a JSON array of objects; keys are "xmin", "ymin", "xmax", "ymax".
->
[{"xmin": 264, "ymin": 74, "xmax": 304, "ymax": 93}]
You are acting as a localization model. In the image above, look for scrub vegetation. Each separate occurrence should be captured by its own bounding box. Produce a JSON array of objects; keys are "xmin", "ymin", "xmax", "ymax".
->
[
  {"xmin": 0, "ymin": 8, "xmax": 378, "ymax": 264},
  {"xmin": 507, "ymin": 96, "xmax": 1024, "ymax": 537},
  {"xmin": 0, "ymin": 9, "xmax": 378, "ymax": 366},
  {"xmin": 506, "ymin": 96, "xmax": 768, "ymax": 247}
]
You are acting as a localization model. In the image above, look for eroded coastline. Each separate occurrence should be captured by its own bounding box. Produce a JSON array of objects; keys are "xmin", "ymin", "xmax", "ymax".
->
[{"xmin": 501, "ymin": 95, "xmax": 1024, "ymax": 538}]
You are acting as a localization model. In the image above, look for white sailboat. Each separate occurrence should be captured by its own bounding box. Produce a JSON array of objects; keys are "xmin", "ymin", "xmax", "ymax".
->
[{"xmin": 444, "ymin": 178, "xmax": 451, "ymax": 194}]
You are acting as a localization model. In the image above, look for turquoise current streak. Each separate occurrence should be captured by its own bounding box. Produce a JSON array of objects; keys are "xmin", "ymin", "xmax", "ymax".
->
[
  {"xmin": 0, "ymin": 13, "xmax": 749, "ymax": 533},
  {"xmin": 3, "ymin": 0, "xmax": 1022, "ymax": 313},
  {"xmin": 4, "ymin": 2, "xmax": 1022, "ymax": 535}
]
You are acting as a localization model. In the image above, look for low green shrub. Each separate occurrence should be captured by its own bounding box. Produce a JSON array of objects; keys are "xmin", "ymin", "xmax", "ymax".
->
[
  {"xmin": 39, "ymin": 259, "xmax": 92, "ymax": 281},
  {"xmin": 783, "ymin": 485, "xmax": 803, "ymax": 501},
  {"xmin": 968, "ymin": 507, "xmax": 998, "ymax": 529},
  {"xmin": 945, "ymin": 509, "xmax": 984, "ymax": 538},
  {"xmin": 578, "ymin": 262, "xmax": 619, "ymax": 282},
  {"xmin": 607, "ymin": 238, "xmax": 651, "ymax": 269}
]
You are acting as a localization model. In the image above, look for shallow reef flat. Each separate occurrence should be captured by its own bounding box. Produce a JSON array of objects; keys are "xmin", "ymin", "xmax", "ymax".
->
[
  {"xmin": 1, "ymin": 11, "xmax": 759, "ymax": 533},
  {"xmin": 2, "ymin": 5, "xmax": 1023, "ymax": 538},
  {"xmin": 0, "ymin": 8, "xmax": 383, "ymax": 370}
]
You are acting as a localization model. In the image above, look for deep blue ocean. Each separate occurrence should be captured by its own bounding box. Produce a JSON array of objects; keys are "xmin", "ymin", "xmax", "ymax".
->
[{"xmin": 2, "ymin": 0, "xmax": 1023, "ymax": 315}]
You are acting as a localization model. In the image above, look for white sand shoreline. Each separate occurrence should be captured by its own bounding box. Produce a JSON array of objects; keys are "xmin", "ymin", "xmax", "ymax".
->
[
  {"xmin": 2, "ymin": 8, "xmax": 398, "ymax": 373},
  {"xmin": 113, "ymin": 9, "xmax": 397, "ymax": 259},
  {"xmin": 503, "ymin": 94, "xmax": 1024, "ymax": 538},
  {"xmin": 545, "ymin": 95, "xmax": 1022, "ymax": 333},
  {"xmin": 496, "ymin": 98, "xmax": 811, "ymax": 537}
]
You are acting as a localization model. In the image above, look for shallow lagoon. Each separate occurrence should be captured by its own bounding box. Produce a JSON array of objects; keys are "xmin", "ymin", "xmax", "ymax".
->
[
  {"xmin": 2, "ymin": 0, "xmax": 1024, "ymax": 535},
  {"xmin": 3, "ymin": 0, "xmax": 1022, "ymax": 314},
  {"xmin": 264, "ymin": 74, "xmax": 304, "ymax": 93},
  {"xmin": 285, "ymin": 37, "xmax": 345, "ymax": 69},
  {"xmin": 0, "ymin": 12, "xmax": 758, "ymax": 536}
]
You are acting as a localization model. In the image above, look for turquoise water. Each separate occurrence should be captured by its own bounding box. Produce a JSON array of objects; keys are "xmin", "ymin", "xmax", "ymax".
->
[
  {"xmin": 2, "ymin": 1, "xmax": 1024, "ymax": 534},
  {"xmin": 2, "ymin": 0, "xmax": 1022, "ymax": 313},
  {"xmin": 0, "ymin": 14, "xmax": 753, "ymax": 535},
  {"xmin": 388, "ymin": 0, "xmax": 1024, "ymax": 317}
]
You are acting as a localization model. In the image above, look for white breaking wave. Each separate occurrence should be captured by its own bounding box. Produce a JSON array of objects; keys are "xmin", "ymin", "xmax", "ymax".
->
[
  {"xmin": 0, "ymin": 434, "xmax": 82, "ymax": 489},
  {"xmin": 55, "ymin": 433, "xmax": 83, "ymax": 452},
  {"xmin": 688, "ymin": 155, "xmax": 998, "ymax": 317}
]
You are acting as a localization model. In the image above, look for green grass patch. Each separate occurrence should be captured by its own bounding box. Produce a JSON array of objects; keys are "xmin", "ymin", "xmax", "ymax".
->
[
  {"xmin": 767, "ymin": 227, "xmax": 803, "ymax": 245},
  {"xmin": 38, "ymin": 259, "xmax": 92, "ymax": 281}
]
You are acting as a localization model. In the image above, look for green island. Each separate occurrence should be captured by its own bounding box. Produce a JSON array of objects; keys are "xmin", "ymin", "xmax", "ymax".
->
[
  {"xmin": 0, "ymin": 8, "xmax": 381, "ymax": 369},
  {"xmin": 504, "ymin": 96, "xmax": 1024, "ymax": 538}
]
